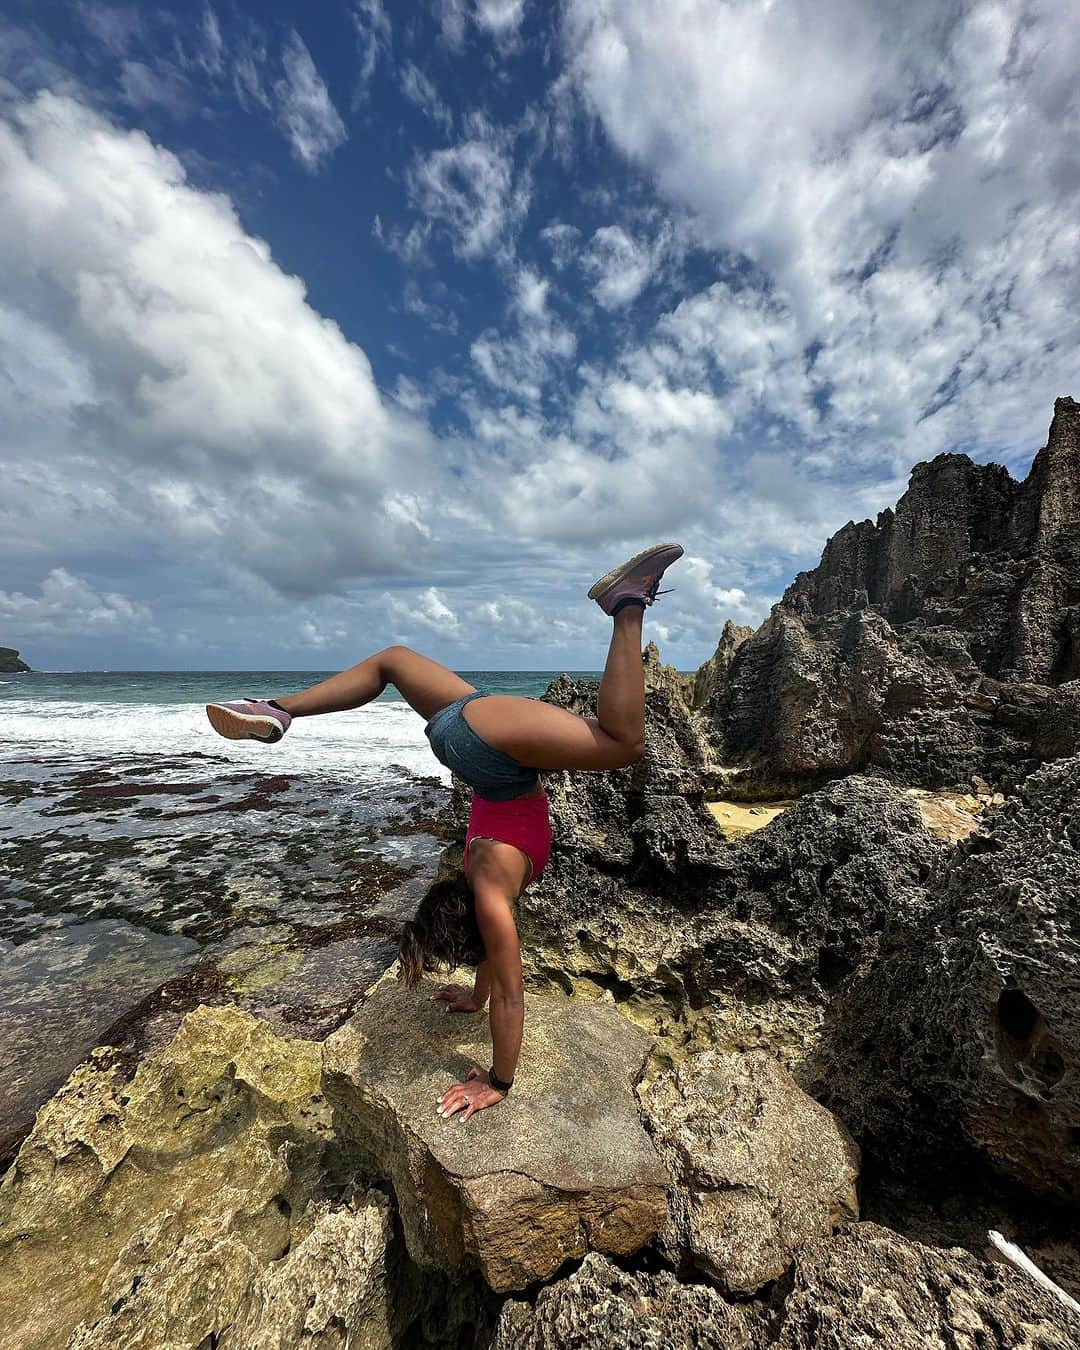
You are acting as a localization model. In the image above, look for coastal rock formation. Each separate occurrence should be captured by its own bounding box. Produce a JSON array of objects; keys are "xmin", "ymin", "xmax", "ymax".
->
[
  {"xmin": 523, "ymin": 676, "xmax": 940, "ymax": 1063},
  {"xmin": 0, "ymin": 1006, "xmax": 415, "ymax": 1350},
  {"xmin": 696, "ymin": 397, "xmax": 1080, "ymax": 793},
  {"xmin": 639, "ymin": 1050, "xmax": 860, "ymax": 1293},
  {"xmin": 684, "ymin": 619, "xmax": 753, "ymax": 714},
  {"xmin": 770, "ymin": 1222, "xmax": 1080, "ymax": 1349},
  {"xmin": 0, "ymin": 646, "xmax": 30, "ymax": 673},
  {"xmin": 494, "ymin": 1225, "xmax": 1080, "ymax": 1349},
  {"xmin": 813, "ymin": 752, "xmax": 1080, "ymax": 1201},
  {"xmin": 492, "ymin": 1251, "xmax": 768, "ymax": 1350},
  {"xmin": 323, "ymin": 978, "xmax": 669, "ymax": 1292}
]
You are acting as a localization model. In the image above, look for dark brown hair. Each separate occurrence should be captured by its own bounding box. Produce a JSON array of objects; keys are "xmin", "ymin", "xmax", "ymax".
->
[{"xmin": 397, "ymin": 873, "xmax": 485, "ymax": 986}]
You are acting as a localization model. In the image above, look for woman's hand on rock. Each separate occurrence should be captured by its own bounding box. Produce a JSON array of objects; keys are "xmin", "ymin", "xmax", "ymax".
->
[
  {"xmin": 432, "ymin": 983, "xmax": 481, "ymax": 1013},
  {"xmin": 436, "ymin": 1067, "xmax": 506, "ymax": 1123}
]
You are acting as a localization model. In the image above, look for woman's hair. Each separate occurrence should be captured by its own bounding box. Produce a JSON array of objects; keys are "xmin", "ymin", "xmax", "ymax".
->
[{"xmin": 397, "ymin": 873, "xmax": 485, "ymax": 986}]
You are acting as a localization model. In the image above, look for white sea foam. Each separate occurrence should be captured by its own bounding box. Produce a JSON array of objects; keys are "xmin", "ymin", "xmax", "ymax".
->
[{"xmin": 0, "ymin": 699, "xmax": 449, "ymax": 786}]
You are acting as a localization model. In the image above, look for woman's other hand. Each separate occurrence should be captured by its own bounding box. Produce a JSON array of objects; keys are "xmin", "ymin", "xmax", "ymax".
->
[
  {"xmin": 436, "ymin": 1067, "xmax": 507, "ymax": 1122},
  {"xmin": 432, "ymin": 983, "xmax": 482, "ymax": 1013}
]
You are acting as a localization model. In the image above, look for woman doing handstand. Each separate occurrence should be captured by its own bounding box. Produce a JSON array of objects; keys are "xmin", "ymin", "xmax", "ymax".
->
[{"xmin": 205, "ymin": 542, "xmax": 683, "ymax": 1122}]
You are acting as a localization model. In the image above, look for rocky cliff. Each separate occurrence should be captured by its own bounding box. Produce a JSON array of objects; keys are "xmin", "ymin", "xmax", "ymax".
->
[
  {"xmin": 519, "ymin": 675, "xmax": 942, "ymax": 1066},
  {"xmin": 0, "ymin": 646, "xmax": 30, "ymax": 673},
  {"xmin": 692, "ymin": 397, "xmax": 1080, "ymax": 794}
]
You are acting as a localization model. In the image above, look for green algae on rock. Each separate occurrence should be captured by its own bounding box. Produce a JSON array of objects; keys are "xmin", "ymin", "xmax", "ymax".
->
[{"xmin": 0, "ymin": 1005, "xmax": 413, "ymax": 1350}]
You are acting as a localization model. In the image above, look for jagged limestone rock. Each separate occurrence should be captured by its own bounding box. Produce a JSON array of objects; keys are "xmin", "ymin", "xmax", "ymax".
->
[
  {"xmin": 521, "ymin": 682, "xmax": 940, "ymax": 1066},
  {"xmin": 0, "ymin": 1005, "xmax": 411, "ymax": 1350},
  {"xmin": 770, "ymin": 1222, "xmax": 1080, "ymax": 1349},
  {"xmin": 642, "ymin": 640, "xmax": 690, "ymax": 706},
  {"xmin": 639, "ymin": 1050, "xmax": 860, "ymax": 1293},
  {"xmin": 492, "ymin": 1250, "xmax": 769, "ymax": 1350},
  {"xmin": 322, "ymin": 979, "xmax": 669, "ymax": 1292},
  {"xmin": 66, "ymin": 1195, "xmax": 400, "ymax": 1350},
  {"xmin": 811, "ymin": 753, "xmax": 1080, "ymax": 1201},
  {"xmin": 493, "ymin": 1226, "xmax": 1080, "ymax": 1350},
  {"xmin": 694, "ymin": 396, "xmax": 1080, "ymax": 793},
  {"xmin": 684, "ymin": 619, "xmax": 753, "ymax": 714}
]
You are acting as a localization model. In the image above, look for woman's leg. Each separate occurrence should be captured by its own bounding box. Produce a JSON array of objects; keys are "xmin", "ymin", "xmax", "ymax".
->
[
  {"xmin": 273, "ymin": 646, "xmax": 476, "ymax": 723},
  {"xmin": 462, "ymin": 604, "xmax": 647, "ymax": 771}
]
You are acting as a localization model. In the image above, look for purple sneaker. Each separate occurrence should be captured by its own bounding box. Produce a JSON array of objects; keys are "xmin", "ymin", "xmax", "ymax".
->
[
  {"xmin": 205, "ymin": 698, "xmax": 292, "ymax": 744},
  {"xmin": 588, "ymin": 542, "xmax": 685, "ymax": 615}
]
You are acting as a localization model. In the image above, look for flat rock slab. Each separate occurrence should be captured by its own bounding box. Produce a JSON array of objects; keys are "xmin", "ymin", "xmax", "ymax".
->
[{"xmin": 323, "ymin": 979, "xmax": 670, "ymax": 1291}]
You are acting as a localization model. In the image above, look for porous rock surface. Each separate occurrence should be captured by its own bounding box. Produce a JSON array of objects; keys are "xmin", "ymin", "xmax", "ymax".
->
[
  {"xmin": 770, "ymin": 1221, "xmax": 1080, "ymax": 1349},
  {"xmin": 695, "ymin": 397, "xmax": 1080, "ymax": 793},
  {"xmin": 322, "ymin": 978, "xmax": 669, "ymax": 1292},
  {"xmin": 813, "ymin": 752, "xmax": 1080, "ymax": 1200},
  {"xmin": 639, "ymin": 1050, "xmax": 860, "ymax": 1293},
  {"xmin": 683, "ymin": 620, "xmax": 754, "ymax": 713},
  {"xmin": 0, "ymin": 1005, "xmax": 413, "ymax": 1350},
  {"xmin": 494, "ymin": 1223, "xmax": 1079, "ymax": 1350},
  {"xmin": 523, "ymin": 675, "xmax": 941, "ymax": 1064},
  {"xmin": 492, "ymin": 1250, "xmax": 769, "ymax": 1350}
]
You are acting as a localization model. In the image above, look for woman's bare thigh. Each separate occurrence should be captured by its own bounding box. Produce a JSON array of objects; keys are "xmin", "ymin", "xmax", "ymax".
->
[{"xmin": 462, "ymin": 694, "xmax": 636, "ymax": 771}]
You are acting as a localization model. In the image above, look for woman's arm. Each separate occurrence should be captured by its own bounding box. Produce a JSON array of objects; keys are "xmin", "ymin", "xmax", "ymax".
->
[
  {"xmin": 473, "ymin": 889, "xmax": 523, "ymax": 1083},
  {"xmin": 436, "ymin": 883, "xmax": 523, "ymax": 1123},
  {"xmin": 472, "ymin": 958, "xmax": 491, "ymax": 1009}
]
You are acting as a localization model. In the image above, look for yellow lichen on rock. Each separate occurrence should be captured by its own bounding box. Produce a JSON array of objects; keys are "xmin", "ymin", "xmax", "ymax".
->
[{"xmin": 0, "ymin": 1006, "xmax": 406, "ymax": 1350}]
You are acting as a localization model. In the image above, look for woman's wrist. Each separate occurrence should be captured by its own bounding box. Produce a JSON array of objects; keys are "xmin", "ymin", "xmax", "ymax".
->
[{"xmin": 488, "ymin": 1065, "xmax": 514, "ymax": 1093}]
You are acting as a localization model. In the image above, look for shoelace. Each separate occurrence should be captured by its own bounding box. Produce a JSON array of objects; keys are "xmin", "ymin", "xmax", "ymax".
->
[{"xmin": 643, "ymin": 577, "xmax": 675, "ymax": 604}]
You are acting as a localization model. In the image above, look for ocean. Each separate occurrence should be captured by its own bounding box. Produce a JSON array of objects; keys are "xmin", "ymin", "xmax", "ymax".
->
[{"xmin": 0, "ymin": 669, "xmax": 596, "ymax": 1145}]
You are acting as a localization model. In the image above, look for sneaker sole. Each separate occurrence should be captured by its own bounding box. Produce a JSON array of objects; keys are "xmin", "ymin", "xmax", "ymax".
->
[
  {"xmin": 587, "ymin": 542, "xmax": 683, "ymax": 600},
  {"xmin": 205, "ymin": 703, "xmax": 283, "ymax": 743}
]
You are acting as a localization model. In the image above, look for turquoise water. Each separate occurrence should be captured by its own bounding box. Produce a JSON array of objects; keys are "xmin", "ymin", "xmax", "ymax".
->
[
  {"xmin": 0, "ymin": 669, "xmax": 596, "ymax": 704},
  {"xmin": 0, "ymin": 669, "xmax": 601, "ymax": 781}
]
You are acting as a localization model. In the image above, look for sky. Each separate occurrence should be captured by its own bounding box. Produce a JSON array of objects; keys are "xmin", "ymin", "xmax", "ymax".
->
[{"xmin": 0, "ymin": 0, "xmax": 1077, "ymax": 672}]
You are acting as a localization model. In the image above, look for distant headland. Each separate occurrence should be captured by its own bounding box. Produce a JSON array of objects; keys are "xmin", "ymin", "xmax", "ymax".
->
[{"xmin": 0, "ymin": 646, "xmax": 31, "ymax": 673}]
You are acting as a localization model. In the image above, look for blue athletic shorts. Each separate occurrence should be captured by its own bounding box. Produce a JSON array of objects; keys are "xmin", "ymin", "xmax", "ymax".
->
[{"xmin": 425, "ymin": 692, "xmax": 540, "ymax": 801}]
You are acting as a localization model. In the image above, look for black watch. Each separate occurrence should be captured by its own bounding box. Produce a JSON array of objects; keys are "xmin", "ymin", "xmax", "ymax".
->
[{"xmin": 488, "ymin": 1065, "xmax": 514, "ymax": 1093}]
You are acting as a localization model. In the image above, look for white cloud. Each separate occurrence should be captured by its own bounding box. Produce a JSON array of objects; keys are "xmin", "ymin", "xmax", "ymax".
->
[
  {"xmin": 385, "ymin": 586, "xmax": 461, "ymax": 637},
  {"xmin": 273, "ymin": 29, "xmax": 347, "ymax": 171},
  {"xmin": 581, "ymin": 223, "xmax": 666, "ymax": 308},
  {"xmin": 0, "ymin": 92, "xmax": 437, "ymax": 598},
  {"xmin": 352, "ymin": 0, "xmax": 391, "ymax": 93},
  {"xmin": 299, "ymin": 617, "xmax": 347, "ymax": 649},
  {"xmin": 0, "ymin": 569, "xmax": 153, "ymax": 637},
  {"xmin": 563, "ymin": 0, "xmax": 1080, "ymax": 470},
  {"xmin": 405, "ymin": 113, "xmax": 530, "ymax": 261},
  {"xmin": 539, "ymin": 221, "xmax": 581, "ymax": 270},
  {"xmin": 474, "ymin": 0, "xmax": 527, "ymax": 39},
  {"xmin": 469, "ymin": 266, "xmax": 576, "ymax": 402},
  {"xmin": 400, "ymin": 60, "xmax": 452, "ymax": 132},
  {"xmin": 434, "ymin": 0, "xmax": 468, "ymax": 52}
]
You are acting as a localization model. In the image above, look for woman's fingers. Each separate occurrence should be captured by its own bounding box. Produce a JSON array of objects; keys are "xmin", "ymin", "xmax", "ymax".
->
[{"xmin": 460, "ymin": 1101, "xmax": 477, "ymax": 1122}]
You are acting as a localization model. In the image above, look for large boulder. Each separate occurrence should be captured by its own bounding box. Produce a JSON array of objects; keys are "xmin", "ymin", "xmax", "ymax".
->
[
  {"xmin": 492, "ymin": 1250, "xmax": 769, "ymax": 1350},
  {"xmin": 522, "ymin": 682, "xmax": 940, "ymax": 1066},
  {"xmin": 322, "ymin": 978, "xmax": 670, "ymax": 1292},
  {"xmin": 813, "ymin": 753, "xmax": 1080, "ymax": 1201},
  {"xmin": 0, "ymin": 1005, "xmax": 414, "ymax": 1350},
  {"xmin": 639, "ymin": 1051, "xmax": 860, "ymax": 1293},
  {"xmin": 695, "ymin": 396, "xmax": 1080, "ymax": 794},
  {"xmin": 770, "ymin": 1222, "xmax": 1080, "ymax": 1349}
]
